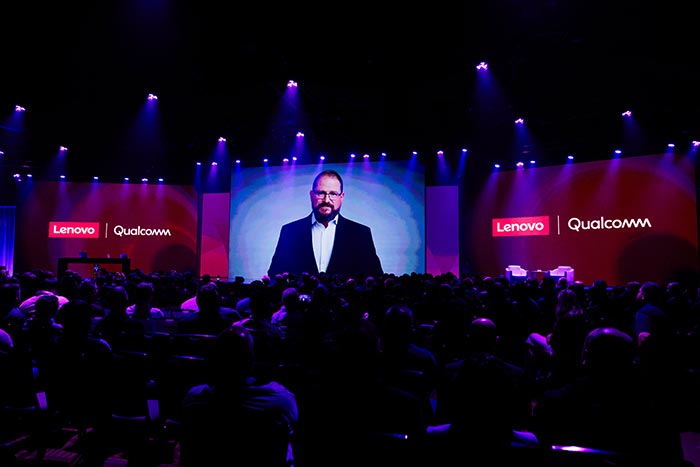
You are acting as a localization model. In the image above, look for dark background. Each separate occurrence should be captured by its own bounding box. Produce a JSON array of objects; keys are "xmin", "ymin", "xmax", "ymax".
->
[{"xmin": 2, "ymin": 1, "xmax": 699, "ymax": 188}]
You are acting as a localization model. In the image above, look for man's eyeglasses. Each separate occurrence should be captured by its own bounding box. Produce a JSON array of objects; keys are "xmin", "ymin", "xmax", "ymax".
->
[{"xmin": 312, "ymin": 190, "xmax": 342, "ymax": 200}]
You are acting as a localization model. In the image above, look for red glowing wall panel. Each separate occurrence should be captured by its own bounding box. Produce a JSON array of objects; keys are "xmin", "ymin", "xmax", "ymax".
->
[{"xmin": 15, "ymin": 182, "xmax": 198, "ymax": 276}]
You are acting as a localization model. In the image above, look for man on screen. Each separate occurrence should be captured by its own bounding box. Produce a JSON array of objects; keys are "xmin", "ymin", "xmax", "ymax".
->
[{"xmin": 268, "ymin": 169, "xmax": 383, "ymax": 279}]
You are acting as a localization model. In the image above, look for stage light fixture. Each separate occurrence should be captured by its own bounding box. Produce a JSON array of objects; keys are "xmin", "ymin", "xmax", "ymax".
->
[
  {"xmin": 476, "ymin": 62, "xmax": 488, "ymax": 71},
  {"xmin": 621, "ymin": 110, "xmax": 632, "ymax": 117}
]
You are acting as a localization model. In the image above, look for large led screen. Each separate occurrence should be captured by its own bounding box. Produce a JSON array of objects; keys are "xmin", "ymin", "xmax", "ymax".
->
[
  {"xmin": 15, "ymin": 182, "xmax": 198, "ymax": 276},
  {"xmin": 229, "ymin": 160, "xmax": 425, "ymax": 281},
  {"xmin": 466, "ymin": 153, "xmax": 699, "ymax": 286}
]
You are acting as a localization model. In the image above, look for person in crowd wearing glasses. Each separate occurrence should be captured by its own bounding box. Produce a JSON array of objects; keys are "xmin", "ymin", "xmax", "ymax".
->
[{"xmin": 268, "ymin": 169, "xmax": 383, "ymax": 279}]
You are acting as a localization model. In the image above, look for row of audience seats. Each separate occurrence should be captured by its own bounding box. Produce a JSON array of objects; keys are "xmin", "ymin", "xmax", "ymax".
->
[
  {"xmin": 0, "ymin": 330, "xmax": 222, "ymax": 465},
  {"xmin": 1, "ymin": 325, "xmax": 315, "ymax": 465},
  {"xmin": 2, "ymin": 323, "xmax": 695, "ymax": 466}
]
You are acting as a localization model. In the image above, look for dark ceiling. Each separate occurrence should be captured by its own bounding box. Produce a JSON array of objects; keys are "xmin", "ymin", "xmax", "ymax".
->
[{"xmin": 2, "ymin": 1, "xmax": 699, "ymax": 185}]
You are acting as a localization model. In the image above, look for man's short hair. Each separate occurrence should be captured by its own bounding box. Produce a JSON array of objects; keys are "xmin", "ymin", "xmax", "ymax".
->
[{"xmin": 313, "ymin": 170, "xmax": 343, "ymax": 193}]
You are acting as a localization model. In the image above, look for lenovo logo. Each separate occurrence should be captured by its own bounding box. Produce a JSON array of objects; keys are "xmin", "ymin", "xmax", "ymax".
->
[
  {"xmin": 492, "ymin": 216, "xmax": 550, "ymax": 237},
  {"xmin": 49, "ymin": 222, "xmax": 100, "ymax": 238}
]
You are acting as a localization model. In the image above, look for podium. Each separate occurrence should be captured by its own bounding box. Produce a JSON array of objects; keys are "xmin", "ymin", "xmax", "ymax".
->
[{"xmin": 58, "ymin": 257, "xmax": 131, "ymax": 277}]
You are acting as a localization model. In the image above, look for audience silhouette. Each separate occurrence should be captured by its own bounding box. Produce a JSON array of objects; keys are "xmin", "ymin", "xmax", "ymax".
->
[
  {"xmin": 1, "ymin": 267, "xmax": 699, "ymax": 466},
  {"xmin": 176, "ymin": 282, "xmax": 240, "ymax": 335},
  {"xmin": 531, "ymin": 326, "xmax": 687, "ymax": 466},
  {"xmin": 179, "ymin": 324, "xmax": 298, "ymax": 467},
  {"xmin": 431, "ymin": 317, "xmax": 537, "ymax": 466}
]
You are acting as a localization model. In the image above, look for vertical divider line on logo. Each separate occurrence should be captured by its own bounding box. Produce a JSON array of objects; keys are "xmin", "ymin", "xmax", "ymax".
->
[
  {"xmin": 105, "ymin": 223, "xmax": 108, "ymax": 238},
  {"xmin": 557, "ymin": 216, "xmax": 560, "ymax": 235}
]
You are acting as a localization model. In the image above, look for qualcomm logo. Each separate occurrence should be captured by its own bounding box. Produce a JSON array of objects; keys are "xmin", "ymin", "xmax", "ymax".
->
[
  {"xmin": 48, "ymin": 221, "xmax": 172, "ymax": 238},
  {"xmin": 113, "ymin": 225, "xmax": 172, "ymax": 237},
  {"xmin": 567, "ymin": 216, "xmax": 652, "ymax": 231},
  {"xmin": 492, "ymin": 215, "xmax": 652, "ymax": 237}
]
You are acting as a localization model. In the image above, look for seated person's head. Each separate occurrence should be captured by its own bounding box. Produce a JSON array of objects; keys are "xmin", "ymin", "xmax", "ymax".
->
[
  {"xmin": 637, "ymin": 281, "xmax": 664, "ymax": 306},
  {"xmin": 34, "ymin": 293, "xmax": 59, "ymax": 320},
  {"xmin": 105, "ymin": 285, "xmax": 129, "ymax": 312},
  {"xmin": 248, "ymin": 287, "xmax": 273, "ymax": 320},
  {"xmin": 76, "ymin": 279, "xmax": 98, "ymax": 301},
  {"xmin": 209, "ymin": 325, "xmax": 255, "ymax": 385},
  {"xmin": 196, "ymin": 282, "xmax": 220, "ymax": 312},
  {"xmin": 383, "ymin": 304, "xmax": 414, "ymax": 341},
  {"xmin": 133, "ymin": 281, "xmax": 155, "ymax": 304},
  {"xmin": 281, "ymin": 287, "xmax": 300, "ymax": 309},
  {"xmin": 581, "ymin": 327, "xmax": 635, "ymax": 374},
  {"xmin": 0, "ymin": 282, "xmax": 20, "ymax": 306},
  {"xmin": 467, "ymin": 317, "xmax": 498, "ymax": 352},
  {"xmin": 59, "ymin": 301, "xmax": 94, "ymax": 337}
]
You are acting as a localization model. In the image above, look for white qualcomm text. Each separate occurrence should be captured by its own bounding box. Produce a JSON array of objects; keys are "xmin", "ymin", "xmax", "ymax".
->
[
  {"xmin": 567, "ymin": 217, "xmax": 651, "ymax": 232},
  {"xmin": 113, "ymin": 225, "xmax": 172, "ymax": 237}
]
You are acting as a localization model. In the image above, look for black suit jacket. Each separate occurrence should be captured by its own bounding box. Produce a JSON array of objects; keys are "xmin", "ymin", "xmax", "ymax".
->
[{"xmin": 268, "ymin": 213, "xmax": 383, "ymax": 278}]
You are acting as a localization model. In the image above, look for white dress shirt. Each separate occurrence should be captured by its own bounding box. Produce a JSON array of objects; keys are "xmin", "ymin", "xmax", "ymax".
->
[{"xmin": 312, "ymin": 215, "xmax": 337, "ymax": 273}]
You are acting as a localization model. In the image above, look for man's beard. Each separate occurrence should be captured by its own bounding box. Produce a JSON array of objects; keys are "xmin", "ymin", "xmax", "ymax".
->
[{"xmin": 313, "ymin": 204, "xmax": 339, "ymax": 224}]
